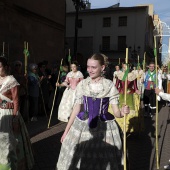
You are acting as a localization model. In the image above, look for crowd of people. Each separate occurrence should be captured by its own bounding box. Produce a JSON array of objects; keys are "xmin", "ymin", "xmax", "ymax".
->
[{"xmin": 0, "ymin": 52, "xmax": 170, "ymax": 169}]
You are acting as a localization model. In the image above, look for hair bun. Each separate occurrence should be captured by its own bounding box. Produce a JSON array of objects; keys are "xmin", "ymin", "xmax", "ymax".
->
[
  {"xmin": 101, "ymin": 54, "xmax": 109, "ymax": 66},
  {"xmin": 0, "ymin": 55, "xmax": 8, "ymax": 66}
]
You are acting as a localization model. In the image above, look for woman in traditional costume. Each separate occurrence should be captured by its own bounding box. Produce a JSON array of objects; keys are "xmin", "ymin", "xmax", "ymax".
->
[
  {"xmin": 57, "ymin": 61, "xmax": 84, "ymax": 122},
  {"xmin": 112, "ymin": 64, "xmax": 142, "ymax": 134},
  {"xmin": 56, "ymin": 53, "xmax": 130, "ymax": 170},
  {"xmin": 113, "ymin": 64, "xmax": 122, "ymax": 85},
  {"xmin": 0, "ymin": 57, "xmax": 34, "ymax": 170}
]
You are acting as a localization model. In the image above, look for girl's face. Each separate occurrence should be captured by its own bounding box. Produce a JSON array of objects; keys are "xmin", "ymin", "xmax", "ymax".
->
[
  {"xmin": 149, "ymin": 64, "xmax": 155, "ymax": 72},
  {"xmin": 115, "ymin": 66, "xmax": 120, "ymax": 71},
  {"xmin": 71, "ymin": 64, "xmax": 77, "ymax": 72},
  {"xmin": 87, "ymin": 59, "xmax": 105, "ymax": 79},
  {"xmin": 0, "ymin": 62, "xmax": 7, "ymax": 76}
]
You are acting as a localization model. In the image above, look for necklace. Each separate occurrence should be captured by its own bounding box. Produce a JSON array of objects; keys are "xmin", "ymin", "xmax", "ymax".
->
[
  {"xmin": 88, "ymin": 78, "xmax": 104, "ymax": 100},
  {"xmin": 91, "ymin": 76, "xmax": 102, "ymax": 83}
]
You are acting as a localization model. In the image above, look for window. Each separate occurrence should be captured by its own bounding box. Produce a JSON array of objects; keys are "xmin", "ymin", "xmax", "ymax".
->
[
  {"xmin": 118, "ymin": 36, "xmax": 126, "ymax": 51},
  {"xmin": 102, "ymin": 36, "xmax": 110, "ymax": 51},
  {"xmin": 118, "ymin": 16, "xmax": 127, "ymax": 26},
  {"xmin": 78, "ymin": 19, "xmax": 82, "ymax": 28},
  {"xmin": 103, "ymin": 17, "xmax": 111, "ymax": 27}
]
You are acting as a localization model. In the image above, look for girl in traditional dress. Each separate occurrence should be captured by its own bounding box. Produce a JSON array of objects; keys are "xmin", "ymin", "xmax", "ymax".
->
[
  {"xmin": 57, "ymin": 61, "xmax": 84, "ymax": 122},
  {"xmin": 111, "ymin": 64, "xmax": 142, "ymax": 133},
  {"xmin": 56, "ymin": 53, "xmax": 130, "ymax": 170},
  {"xmin": 0, "ymin": 57, "xmax": 34, "ymax": 170},
  {"xmin": 113, "ymin": 64, "xmax": 122, "ymax": 85}
]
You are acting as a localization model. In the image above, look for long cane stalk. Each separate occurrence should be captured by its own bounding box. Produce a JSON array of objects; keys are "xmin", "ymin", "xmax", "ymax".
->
[
  {"xmin": 136, "ymin": 54, "xmax": 140, "ymax": 111},
  {"xmin": 143, "ymin": 52, "xmax": 146, "ymax": 72},
  {"xmin": 68, "ymin": 49, "xmax": 71, "ymax": 71},
  {"xmin": 24, "ymin": 41, "xmax": 28, "ymax": 74},
  {"xmin": 154, "ymin": 36, "xmax": 159, "ymax": 169},
  {"xmin": 47, "ymin": 58, "xmax": 63, "ymax": 128},
  {"xmin": 124, "ymin": 48, "xmax": 128, "ymax": 170},
  {"xmin": 167, "ymin": 38, "xmax": 170, "ymax": 93},
  {"xmin": 24, "ymin": 41, "xmax": 29, "ymax": 122}
]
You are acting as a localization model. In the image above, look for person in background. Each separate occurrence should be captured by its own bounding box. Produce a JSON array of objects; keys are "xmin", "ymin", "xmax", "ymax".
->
[
  {"xmin": 42, "ymin": 60, "xmax": 51, "ymax": 77},
  {"xmin": 55, "ymin": 63, "xmax": 69, "ymax": 108},
  {"xmin": 166, "ymin": 71, "xmax": 170, "ymax": 106},
  {"xmin": 12, "ymin": 60, "xmax": 27, "ymax": 120},
  {"xmin": 50, "ymin": 64, "xmax": 59, "ymax": 89},
  {"xmin": 112, "ymin": 64, "xmax": 142, "ymax": 134},
  {"xmin": 155, "ymin": 87, "xmax": 170, "ymax": 169},
  {"xmin": 162, "ymin": 67, "xmax": 168, "ymax": 93},
  {"xmin": 57, "ymin": 61, "xmax": 83, "ymax": 122},
  {"xmin": 161, "ymin": 66, "xmax": 168, "ymax": 106},
  {"xmin": 113, "ymin": 64, "xmax": 122, "ymax": 85},
  {"xmin": 136, "ymin": 65, "xmax": 144, "ymax": 88},
  {"xmin": 0, "ymin": 56, "xmax": 34, "ymax": 169},
  {"xmin": 28, "ymin": 63, "xmax": 42, "ymax": 121},
  {"xmin": 38, "ymin": 62, "xmax": 51, "ymax": 114},
  {"xmin": 47, "ymin": 64, "xmax": 59, "ymax": 109},
  {"xmin": 102, "ymin": 55, "xmax": 113, "ymax": 80},
  {"xmin": 143, "ymin": 62, "xmax": 162, "ymax": 117}
]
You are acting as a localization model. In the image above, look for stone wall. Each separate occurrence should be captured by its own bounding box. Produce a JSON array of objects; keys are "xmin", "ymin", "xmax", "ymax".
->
[{"xmin": 0, "ymin": 0, "xmax": 66, "ymax": 66}]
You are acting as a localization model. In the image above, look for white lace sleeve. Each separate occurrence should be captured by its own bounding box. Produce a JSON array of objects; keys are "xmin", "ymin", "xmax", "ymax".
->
[
  {"xmin": 109, "ymin": 96, "xmax": 119, "ymax": 104},
  {"xmin": 159, "ymin": 92, "xmax": 170, "ymax": 102},
  {"xmin": 74, "ymin": 81, "xmax": 83, "ymax": 104},
  {"xmin": 108, "ymin": 83, "xmax": 119, "ymax": 104}
]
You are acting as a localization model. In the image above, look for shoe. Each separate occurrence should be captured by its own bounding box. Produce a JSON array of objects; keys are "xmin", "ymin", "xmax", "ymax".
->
[
  {"xmin": 31, "ymin": 117, "xmax": 38, "ymax": 121},
  {"xmin": 164, "ymin": 165, "xmax": 170, "ymax": 169}
]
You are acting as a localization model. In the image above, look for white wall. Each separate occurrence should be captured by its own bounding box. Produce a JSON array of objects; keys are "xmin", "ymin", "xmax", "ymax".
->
[{"xmin": 66, "ymin": 6, "xmax": 154, "ymax": 63}]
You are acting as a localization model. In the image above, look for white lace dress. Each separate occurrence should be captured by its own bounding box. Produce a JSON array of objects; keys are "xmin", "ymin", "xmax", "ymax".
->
[
  {"xmin": 58, "ymin": 71, "xmax": 83, "ymax": 122},
  {"xmin": 0, "ymin": 75, "xmax": 34, "ymax": 170},
  {"xmin": 57, "ymin": 77, "xmax": 123, "ymax": 170}
]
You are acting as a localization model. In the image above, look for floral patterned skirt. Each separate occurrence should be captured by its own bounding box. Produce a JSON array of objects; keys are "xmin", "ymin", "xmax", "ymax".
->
[
  {"xmin": 58, "ymin": 88, "xmax": 76, "ymax": 122},
  {"xmin": 57, "ymin": 116, "xmax": 123, "ymax": 170}
]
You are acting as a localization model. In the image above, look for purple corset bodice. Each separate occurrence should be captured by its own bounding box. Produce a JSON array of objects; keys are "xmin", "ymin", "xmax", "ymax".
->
[{"xmin": 77, "ymin": 96, "xmax": 114, "ymax": 128}]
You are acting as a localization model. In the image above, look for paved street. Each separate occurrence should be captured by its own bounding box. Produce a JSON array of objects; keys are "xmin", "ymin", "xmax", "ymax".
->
[{"xmin": 26, "ymin": 105, "xmax": 170, "ymax": 170}]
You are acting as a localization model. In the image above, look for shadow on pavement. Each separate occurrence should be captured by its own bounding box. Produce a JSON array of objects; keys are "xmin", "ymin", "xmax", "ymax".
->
[
  {"xmin": 127, "ymin": 117, "xmax": 154, "ymax": 170},
  {"xmin": 32, "ymin": 131, "xmax": 62, "ymax": 170}
]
